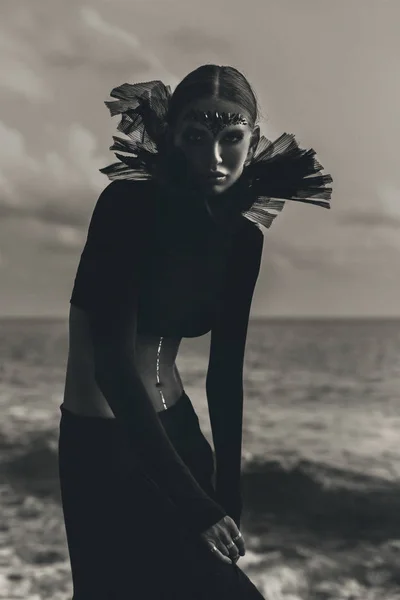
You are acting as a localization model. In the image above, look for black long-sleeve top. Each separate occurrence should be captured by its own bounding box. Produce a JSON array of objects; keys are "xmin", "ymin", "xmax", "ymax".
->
[{"xmin": 70, "ymin": 178, "xmax": 263, "ymax": 535}]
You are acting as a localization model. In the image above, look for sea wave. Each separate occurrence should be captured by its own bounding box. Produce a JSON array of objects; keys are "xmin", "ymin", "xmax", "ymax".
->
[
  {"xmin": 2, "ymin": 424, "xmax": 400, "ymax": 542},
  {"xmin": 242, "ymin": 456, "xmax": 400, "ymax": 540}
]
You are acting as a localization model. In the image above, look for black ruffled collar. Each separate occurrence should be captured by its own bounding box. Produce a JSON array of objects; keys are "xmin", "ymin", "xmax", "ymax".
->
[{"xmin": 99, "ymin": 80, "xmax": 332, "ymax": 230}]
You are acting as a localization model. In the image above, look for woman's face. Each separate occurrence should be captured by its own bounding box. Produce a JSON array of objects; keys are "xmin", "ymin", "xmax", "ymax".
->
[{"xmin": 171, "ymin": 97, "xmax": 259, "ymax": 195}]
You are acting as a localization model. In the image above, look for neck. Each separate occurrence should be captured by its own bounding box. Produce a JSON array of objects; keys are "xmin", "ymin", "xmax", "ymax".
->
[{"xmin": 153, "ymin": 146, "xmax": 255, "ymax": 225}]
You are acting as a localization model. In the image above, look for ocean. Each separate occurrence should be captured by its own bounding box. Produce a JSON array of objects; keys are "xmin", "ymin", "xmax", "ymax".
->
[{"xmin": 1, "ymin": 317, "xmax": 400, "ymax": 599}]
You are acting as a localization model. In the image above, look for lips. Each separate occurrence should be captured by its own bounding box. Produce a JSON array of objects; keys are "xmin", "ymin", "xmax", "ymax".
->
[{"xmin": 204, "ymin": 172, "xmax": 227, "ymax": 181}]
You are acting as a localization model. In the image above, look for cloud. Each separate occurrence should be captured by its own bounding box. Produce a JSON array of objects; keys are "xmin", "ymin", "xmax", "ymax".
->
[
  {"xmin": 337, "ymin": 211, "xmax": 400, "ymax": 230},
  {"xmin": 336, "ymin": 185, "xmax": 400, "ymax": 230},
  {"xmin": 265, "ymin": 208, "xmax": 400, "ymax": 276},
  {"xmin": 165, "ymin": 27, "xmax": 232, "ymax": 56},
  {"xmin": 0, "ymin": 2, "xmax": 181, "ymax": 239},
  {"xmin": 80, "ymin": 7, "xmax": 141, "ymax": 48},
  {"xmin": 0, "ymin": 121, "xmax": 40, "ymax": 207},
  {"xmin": 0, "ymin": 29, "xmax": 53, "ymax": 102},
  {"xmin": 0, "ymin": 120, "xmax": 106, "ymax": 227},
  {"xmin": 266, "ymin": 243, "xmax": 335, "ymax": 272},
  {"xmin": 380, "ymin": 183, "xmax": 400, "ymax": 219},
  {"xmin": 40, "ymin": 224, "xmax": 86, "ymax": 253},
  {"xmin": 1, "ymin": 2, "xmax": 178, "ymax": 97},
  {"xmin": 0, "ymin": 57, "xmax": 52, "ymax": 102},
  {"xmin": 39, "ymin": 7, "xmax": 153, "ymax": 74},
  {"xmin": 76, "ymin": 7, "xmax": 178, "ymax": 81}
]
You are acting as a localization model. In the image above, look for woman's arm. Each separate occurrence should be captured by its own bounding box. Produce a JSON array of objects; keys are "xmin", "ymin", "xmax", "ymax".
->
[
  {"xmin": 72, "ymin": 181, "xmax": 226, "ymax": 536},
  {"xmin": 206, "ymin": 222, "xmax": 264, "ymax": 529}
]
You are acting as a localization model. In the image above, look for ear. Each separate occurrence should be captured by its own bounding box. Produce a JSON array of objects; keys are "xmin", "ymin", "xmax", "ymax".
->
[
  {"xmin": 245, "ymin": 125, "xmax": 260, "ymax": 165},
  {"xmin": 250, "ymin": 125, "xmax": 260, "ymax": 154}
]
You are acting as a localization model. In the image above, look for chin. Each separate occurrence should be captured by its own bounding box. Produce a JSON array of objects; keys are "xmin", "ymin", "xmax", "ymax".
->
[
  {"xmin": 204, "ymin": 178, "xmax": 237, "ymax": 196},
  {"xmin": 206, "ymin": 185, "xmax": 228, "ymax": 195}
]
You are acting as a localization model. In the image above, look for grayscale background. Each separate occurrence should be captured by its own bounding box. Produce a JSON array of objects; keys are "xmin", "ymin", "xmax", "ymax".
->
[{"xmin": 1, "ymin": 1, "xmax": 399, "ymax": 599}]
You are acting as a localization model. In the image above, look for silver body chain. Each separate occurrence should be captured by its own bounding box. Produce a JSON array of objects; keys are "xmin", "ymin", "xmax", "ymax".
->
[{"xmin": 156, "ymin": 336, "xmax": 168, "ymax": 410}]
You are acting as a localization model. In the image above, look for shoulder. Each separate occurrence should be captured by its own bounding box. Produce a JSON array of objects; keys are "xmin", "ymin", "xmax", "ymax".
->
[
  {"xmin": 223, "ymin": 219, "xmax": 264, "ymax": 290},
  {"xmin": 82, "ymin": 180, "xmax": 157, "ymax": 253},
  {"xmin": 91, "ymin": 179, "xmax": 156, "ymax": 226},
  {"xmin": 96, "ymin": 179, "xmax": 155, "ymax": 209},
  {"xmin": 231, "ymin": 218, "xmax": 264, "ymax": 261},
  {"xmin": 245, "ymin": 220, "xmax": 264, "ymax": 249}
]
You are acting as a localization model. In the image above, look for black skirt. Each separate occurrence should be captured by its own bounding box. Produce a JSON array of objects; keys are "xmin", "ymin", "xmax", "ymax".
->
[{"xmin": 58, "ymin": 391, "xmax": 265, "ymax": 599}]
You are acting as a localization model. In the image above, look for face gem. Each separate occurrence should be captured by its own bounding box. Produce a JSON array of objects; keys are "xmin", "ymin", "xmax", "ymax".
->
[{"xmin": 184, "ymin": 110, "xmax": 248, "ymax": 136}]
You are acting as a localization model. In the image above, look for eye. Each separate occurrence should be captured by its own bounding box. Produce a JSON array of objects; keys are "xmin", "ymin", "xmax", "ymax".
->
[
  {"xmin": 183, "ymin": 129, "xmax": 207, "ymax": 144},
  {"xmin": 223, "ymin": 132, "xmax": 244, "ymax": 144},
  {"xmin": 188, "ymin": 134, "xmax": 204, "ymax": 143}
]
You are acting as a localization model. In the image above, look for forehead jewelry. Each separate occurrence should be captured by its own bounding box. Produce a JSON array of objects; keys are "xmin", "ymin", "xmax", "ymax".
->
[{"xmin": 185, "ymin": 109, "xmax": 248, "ymax": 136}]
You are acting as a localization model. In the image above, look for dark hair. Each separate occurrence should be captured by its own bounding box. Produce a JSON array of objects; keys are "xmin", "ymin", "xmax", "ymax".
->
[{"xmin": 166, "ymin": 64, "xmax": 260, "ymax": 128}]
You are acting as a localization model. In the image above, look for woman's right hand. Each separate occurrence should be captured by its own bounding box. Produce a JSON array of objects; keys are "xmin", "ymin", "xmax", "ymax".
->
[{"xmin": 200, "ymin": 515, "xmax": 245, "ymax": 564}]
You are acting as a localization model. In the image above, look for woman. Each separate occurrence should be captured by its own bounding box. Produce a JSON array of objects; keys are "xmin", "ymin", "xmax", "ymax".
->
[{"xmin": 59, "ymin": 64, "xmax": 332, "ymax": 599}]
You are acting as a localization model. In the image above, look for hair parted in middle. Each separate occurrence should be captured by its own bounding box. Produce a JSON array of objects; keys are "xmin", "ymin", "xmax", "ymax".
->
[{"xmin": 166, "ymin": 64, "xmax": 260, "ymax": 129}]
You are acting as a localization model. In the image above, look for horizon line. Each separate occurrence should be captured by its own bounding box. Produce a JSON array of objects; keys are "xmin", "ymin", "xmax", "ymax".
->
[{"xmin": 1, "ymin": 315, "xmax": 400, "ymax": 322}]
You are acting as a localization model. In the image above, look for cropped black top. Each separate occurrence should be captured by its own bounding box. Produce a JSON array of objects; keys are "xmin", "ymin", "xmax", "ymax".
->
[{"xmin": 70, "ymin": 178, "xmax": 264, "ymax": 534}]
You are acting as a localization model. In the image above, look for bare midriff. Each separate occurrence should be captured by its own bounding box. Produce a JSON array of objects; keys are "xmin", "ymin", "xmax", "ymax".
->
[{"xmin": 62, "ymin": 305, "xmax": 184, "ymax": 418}]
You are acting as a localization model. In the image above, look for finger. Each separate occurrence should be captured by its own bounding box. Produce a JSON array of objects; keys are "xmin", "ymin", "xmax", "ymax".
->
[
  {"xmin": 222, "ymin": 524, "xmax": 246, "ymax": 557},
  {"xmin": 226, "ymin": 521, "xmax": 245, "ymax": 551},
  {"xmin": 220, "ymin": 532, "xmax": 237, "ymax": 553},
  {"xmin": 209, "ymin": 543, "xmax": 232, "ymax": 565},
  {"xmin": 225, "ymin": 541, "xmax": 240, "ymax": 562},
  {"xmin": 219, "ymin": 530, "xmax": 241, "ymax": 561},
  {"xmin": 231, "ymin": 531, "xmax": 246, "ymax": 556}
]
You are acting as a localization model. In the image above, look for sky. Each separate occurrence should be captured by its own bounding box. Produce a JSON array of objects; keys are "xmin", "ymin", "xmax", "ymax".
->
[{"xmin": 0, "ymin": 0, "xmax": 399, "ymax": 318}]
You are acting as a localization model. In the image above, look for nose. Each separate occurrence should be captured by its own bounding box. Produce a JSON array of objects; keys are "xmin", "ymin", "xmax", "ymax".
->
[{"xmin": 208, "ymin": 142, "xmax": 223, "ymax": 170}]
